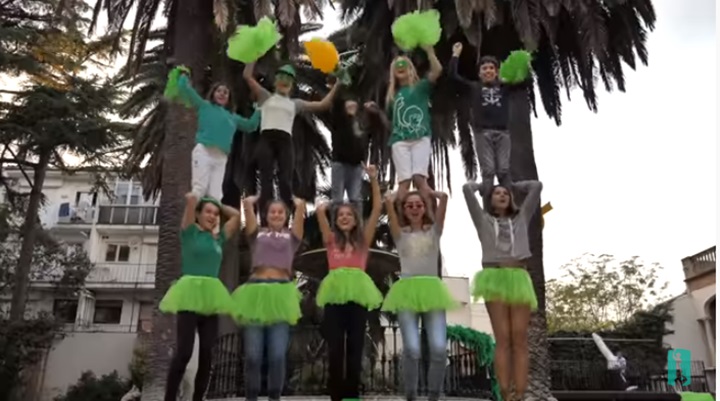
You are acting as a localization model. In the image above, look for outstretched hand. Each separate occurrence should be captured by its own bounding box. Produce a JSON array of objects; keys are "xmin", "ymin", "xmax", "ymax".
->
[
  {"xmin": 363, "ymin": 163, "xmax": 378, "ymax": 179},
  {"xmin": 452, "ymin": 42, "xmax": 463, "ymax": 57},
  {"xmin": 384, "ymin": 191, "xmax": 396, "ymax": 204},
  {"xmin": 244, "ymin": 195, "xmax": 259, "ymax": 204},
  {"xmin": 292, "ymin": 196, "xmax": 305, "ymax": 208}
]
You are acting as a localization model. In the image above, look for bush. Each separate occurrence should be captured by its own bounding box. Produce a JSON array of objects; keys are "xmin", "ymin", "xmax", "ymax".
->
[{"xmin": 53, "ymin": 371, "xmax": 131, "ymax": 401}]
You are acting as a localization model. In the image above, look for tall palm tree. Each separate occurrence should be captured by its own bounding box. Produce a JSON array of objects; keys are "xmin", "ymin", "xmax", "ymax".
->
[{"xmin": 326, "ymin": 0, "xmax": 656, "ymax": 399}]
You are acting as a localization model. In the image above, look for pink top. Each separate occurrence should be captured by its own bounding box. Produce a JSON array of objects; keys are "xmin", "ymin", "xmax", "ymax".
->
[{"xmin": 326, "ymin": 236, "xmax": 368, "ymax": 271}]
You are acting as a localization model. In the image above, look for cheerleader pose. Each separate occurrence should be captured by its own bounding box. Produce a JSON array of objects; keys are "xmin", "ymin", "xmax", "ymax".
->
[
  {"xmin": 449, "ymin": 43, "xmax": 530, "ymax": 193},
  {"xmin": 244, "ymin": 62, "xmax": 340, "ymax": 214},
  {"xmin": 383, "ymin": 46, "xmax": 442, "ymax": 204},
  {"xmin": 462, "ymin": 180, "xmax": 543, "ymax": 401},
  {"xmin": 159, "ymin": 194, "xmax": 241, "ymax": 401},
  {"xmin": 315, "ymin": 164, "xmax": 383, "ymax": 401},
  {"xmin": 231, "ymin": 195, "xmax": 306, "ymax": 401},
  {"xmin": 177, "ymin": 71, "xmax": 260, "ymax": 201},
  {"xmin": 382, "ymin": 190, "xmax": 457, "ymax": 401}
]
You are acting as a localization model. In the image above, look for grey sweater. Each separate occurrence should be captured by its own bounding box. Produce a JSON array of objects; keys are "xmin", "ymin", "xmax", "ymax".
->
[{"xmin": 462, "ymin": 180, "xmax": 543, "ymax": 266}]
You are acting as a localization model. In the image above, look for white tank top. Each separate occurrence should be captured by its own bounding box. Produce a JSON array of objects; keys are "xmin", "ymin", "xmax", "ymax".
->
[{"xmin": 260, "ymin": 94, "xmax": 298, "ymax": 134}]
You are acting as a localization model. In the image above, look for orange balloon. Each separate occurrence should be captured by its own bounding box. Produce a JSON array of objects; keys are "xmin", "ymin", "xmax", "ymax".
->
[{"xmin": 303, "ymin": 39, "xmax": 339, "ymax": 73}]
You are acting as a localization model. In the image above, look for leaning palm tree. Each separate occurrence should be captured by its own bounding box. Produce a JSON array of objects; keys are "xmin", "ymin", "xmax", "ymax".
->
[{"xmin": 328, "ymin": 0, "xmax": 656, "ymax": 399}]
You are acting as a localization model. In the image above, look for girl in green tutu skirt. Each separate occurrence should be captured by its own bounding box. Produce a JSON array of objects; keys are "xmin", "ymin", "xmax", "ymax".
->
[
  {"xmin": 381, "ymin": 190, "xmax": 457, "ymax": 401},
  {"xmin": 462, "ymin": 180, "xmax": 543, "ymax": 401},
  {"xmin": 315, "ymin": 164, "xmax": 383, "ymax": 401},
  {"xmin": 231, "ymin": 195, "xmax": 306, "ymax": 401},
  {"xmin": 159, "ymin": 193, "xmax": 241, "ymax": 401}
]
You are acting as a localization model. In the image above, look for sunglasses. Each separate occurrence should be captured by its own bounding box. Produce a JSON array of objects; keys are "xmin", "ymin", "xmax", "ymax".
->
[{"xmin": 394, "ymin": 59, "xmax": 408, "ymax": 69}]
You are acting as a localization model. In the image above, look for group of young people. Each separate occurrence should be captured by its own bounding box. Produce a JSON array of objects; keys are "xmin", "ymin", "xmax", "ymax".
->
[{"xmin": 156, "ymin": 38, "xmax": 542, "ymax": 401}]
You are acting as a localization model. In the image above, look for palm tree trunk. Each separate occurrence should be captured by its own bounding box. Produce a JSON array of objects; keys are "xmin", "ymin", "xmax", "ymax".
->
[
  {"xmin": 9, "ymin": 150, "xmax": 51, "ymax": 322},
  {"xmin": 508, "ymin": 88, "xmax": 556, "ymax": 401},
  {"xmin": 139, "ymin": 1, "xmax": 213, "ymax": 400}
]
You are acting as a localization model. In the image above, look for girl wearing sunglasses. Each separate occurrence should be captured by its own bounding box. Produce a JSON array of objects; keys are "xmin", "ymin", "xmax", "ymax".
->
[
  {"xmin": 243, "ymin": 62, "xmax": 341, "ymax": 217},
  {"xmin": 177, "ymin": 70, "xmax": 260, "ymax": 202},
  {"xmin": 381, "ymin": 46, "xmax": 442, "ymax": 208},
  {"xmin": 381, "ymin": 190, "xmax": 456, "ymax": 401}
]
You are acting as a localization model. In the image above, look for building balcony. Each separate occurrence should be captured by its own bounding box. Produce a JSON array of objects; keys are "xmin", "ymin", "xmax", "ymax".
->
[
  {"xmin": 682, "ymin": 246, "xmax": 716, "ymax": 281},
  {"xmin": 95, "ymin": 205, "xmax": 159, "ymax": 235},
  {"xmin": 85, "ymin": 262, "xmax": 155, "ymax": 289}
]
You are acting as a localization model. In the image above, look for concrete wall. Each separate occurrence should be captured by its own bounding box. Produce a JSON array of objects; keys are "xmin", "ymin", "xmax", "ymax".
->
[
  {"xmin": 39, "ymin": 332, "xmax": 137, "ymax": 401},
  {"xmin": 664, "ymin": 293, "xmax": 714, "ymax": 367}
]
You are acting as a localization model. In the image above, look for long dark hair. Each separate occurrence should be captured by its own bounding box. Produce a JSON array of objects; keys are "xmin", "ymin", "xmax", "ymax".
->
[
  {"xmin": 485, "ymin": 185, "xmax": 519, "ymax": 218},
  {"xmin": 398, "ymin": 191, "xmax": 434, "ymax": 228},
  {"xmin": 205, "ymin": 82, "xmax": 234, "ymax": 110},
  {"xmin": 332, "ymin": 203, "xmax": 365, "ymax": 251}
]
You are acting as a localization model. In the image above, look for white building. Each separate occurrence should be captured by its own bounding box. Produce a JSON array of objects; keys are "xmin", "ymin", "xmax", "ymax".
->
[
  {"xmin": 1, "ymin": 168, "xmax": 494, "ymax": 401},
  {"xmin": 663, "ymin": 246, "xmax": 716, "ymax": 391},
  {"xmin": 1, "ymin": 168, "xmax": 157, "ymax": 401}
]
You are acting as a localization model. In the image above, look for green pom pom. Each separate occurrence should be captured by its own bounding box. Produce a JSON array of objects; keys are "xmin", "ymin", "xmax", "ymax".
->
[
  {"xmin": 332, "ymin": 66, "xmax": 352, "ymax": 86},
  {"xmin": 163, "ymin": 66, "xmax": 193, "ymax": 107},
  {"xmin": 227, "ymin": 17, "xmax": 282, "ymax": 63},
  {"xmin": 499, "ymin": 50, "xmax": 533, "ymax": 84},
  {"xmin": 392, "ymin": 10, "xmax": 442, "ymax": 51}
]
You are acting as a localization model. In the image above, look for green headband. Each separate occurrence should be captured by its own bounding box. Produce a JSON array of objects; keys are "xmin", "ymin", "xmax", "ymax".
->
[
  {"xmin": 394, "ymin": 59, "xmax": 409, "ymax": 68},
  {"xmin": 198, "ymin": 197, "xmax": 222, "ymax": 210}
]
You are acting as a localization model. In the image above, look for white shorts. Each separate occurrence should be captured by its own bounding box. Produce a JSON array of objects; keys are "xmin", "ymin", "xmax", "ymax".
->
[{"xmin": 391, "ymin": 136, "xmax": 431, "ymax": 182}]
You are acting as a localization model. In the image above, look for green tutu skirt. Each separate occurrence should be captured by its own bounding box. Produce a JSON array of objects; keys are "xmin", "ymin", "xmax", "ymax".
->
[
  {"xmin": 159, "ymin": 275, "xmax": 233, "ymax": 315},
  {"xmin": 382, "ymin": 276, "xmax": 460, "ymax": 313},
  {"xmin": 316, "ymin": 267, "xmax": 383, "ymax": 310},
  {"xmin": 471, "ymin": 267, "xmax": 538, "ymax": 310},
  {"xmin": 231, "ymin": 281, "xmax": 302, "ymax": 325}
]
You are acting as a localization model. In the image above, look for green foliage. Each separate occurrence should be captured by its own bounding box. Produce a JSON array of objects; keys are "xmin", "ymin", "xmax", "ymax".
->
[
  {"xmin": 446, "ymin": 325, "xmax": 501, "ymax": 401},
  {"xmin": 53, "ymin": 371, "xmax": 131, "ymax": 401},
  {"xmin": 546, "ymin": 253, "xmax": 669, "ymax": 332},
  {"xmin": 0, "ymin": 314, "xmax": 62, "ymax": 401},
  {"xmin": 0, "ymin": 0, "xmax": 118, "ymax": 83}
]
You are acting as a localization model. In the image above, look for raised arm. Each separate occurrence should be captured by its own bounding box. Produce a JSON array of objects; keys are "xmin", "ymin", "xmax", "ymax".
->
[
  {"xmin": 364, "ymin": 101, "xmax": 390, "ymax": 131},
  {"xmin": 243, "ymin": 195, "xmax": 260, "ymax": 236},
  {"xmin": 177, "ymin": 73, "xmax": 207, "ymax": 109},
  {"xmin": 221, "ymin": 202, "xmax": 242, "ymax": 238},
  {"xmin": 462, "ymin": 182, "xmax": 486, "ymax": 232},
  {"xmin": 291, "ymin": 197, "xmax": 306, "ymax": 240},
  {"xmin": 243, "ymin": 62, "xmax": 272, "ymax": 104},
  {"xmin": 315, "ymin": 202, "xmax": 333, "ymax": 245},
  {"xmin": 513, "ymin": 180, "xmax": 543, "ymax": 220},
  {"xmin": 181, "ymin": 192, "xmax": 199, "ymax": 229},
  {"xmin": 431, "ymin": 191, "xmax": 449, "ymax": 235},
  {"xmin": 384, "ymin": 192, "xmax": 402, "ymax": 240},
  {"xmin": 422, "ymin": 45, "xmax": 443, "ymax": 83},
  {"xmin": 232, "ymin": 108, "xmax": 260, "ymax": 133},
  {"xmin": 295, "ymin": 81, "xmax": 341, "ymax": 113},
  {"xmin": 363, "ymin": 165, "xmax": 382, "ymax": 246}
]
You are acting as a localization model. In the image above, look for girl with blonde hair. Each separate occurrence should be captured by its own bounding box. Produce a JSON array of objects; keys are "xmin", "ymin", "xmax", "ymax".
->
[{"xmin": 366, "ymin": 48, "xmax": 442, "ymax": 206}]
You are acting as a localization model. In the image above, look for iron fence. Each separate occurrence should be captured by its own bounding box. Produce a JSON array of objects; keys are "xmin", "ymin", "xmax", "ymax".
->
[{"xmin": 207, "ymin": 325, "xmax": 494, "ymax": 399}]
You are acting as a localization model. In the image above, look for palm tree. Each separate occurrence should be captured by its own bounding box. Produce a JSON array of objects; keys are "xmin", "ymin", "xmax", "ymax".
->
[{"xmin": 325, "ymin": 0, "xmax": 656, "ymax": 399}]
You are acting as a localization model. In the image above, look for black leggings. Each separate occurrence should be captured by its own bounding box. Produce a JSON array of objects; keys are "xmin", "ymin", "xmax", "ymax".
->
[
  {"xmin": 164, "ymin": 312, "xmax": 219, "ymax": 401},
  {"xmin": 323, "ymin": 303, "xmax": 368, "ymax": 401},
  {"xmin": 256, "ymin": 129, "xmax": 294, "ymax": 214}
]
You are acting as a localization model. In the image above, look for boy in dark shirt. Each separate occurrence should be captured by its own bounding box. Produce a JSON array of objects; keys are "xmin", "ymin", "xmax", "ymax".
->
[
  {"xmin": 449, "ymin": 42, "xmax": 530, "ymax": 194},
  {"xmin": 330, "ymin": 99, "xmax": 370, "ymax": 215}
]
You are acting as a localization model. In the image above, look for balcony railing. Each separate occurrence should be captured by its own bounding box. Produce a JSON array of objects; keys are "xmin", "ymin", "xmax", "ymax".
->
[
  {"xmin": 86, "ymin": 263, "xmax": 156, "ymax": 285},
  {"xmin": 682, "ymin": 246, "xmax": 716, "ymax": 279},
  {"xmin": 97, "ymin": 205, "xmax": 159, "ymax": 226}
]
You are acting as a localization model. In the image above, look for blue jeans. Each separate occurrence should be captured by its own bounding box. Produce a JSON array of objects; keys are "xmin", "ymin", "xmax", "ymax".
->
[
  {"xmin": 243, "ymin": 323, "xmax": 290, "ymax": 401},
  {"xmin": 398, "ymin": 310, "xmax": 447, "ymax": 400},
  {"xmin": 331, "ymin": 162, "xmax": 363, "ymax": 216}
]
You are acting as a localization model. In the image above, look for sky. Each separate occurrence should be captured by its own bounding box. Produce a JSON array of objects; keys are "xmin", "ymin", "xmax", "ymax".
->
[
  {"xmin": 307, "ymin": 0, "xmax": 717, "ymax": 297},
  {"xmin": 2, "ymin": 0, "xmax": 716, "ymax": 298}
]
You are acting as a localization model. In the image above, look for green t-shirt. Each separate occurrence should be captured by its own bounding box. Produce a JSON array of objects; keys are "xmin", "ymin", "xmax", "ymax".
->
[
  {"xmin": 180, "ymin": 224, "xmax": 226, "ymax": 277},
  {"xmin": 388, "ymin": 78, "xmax": 433, "ymax": 145}
]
